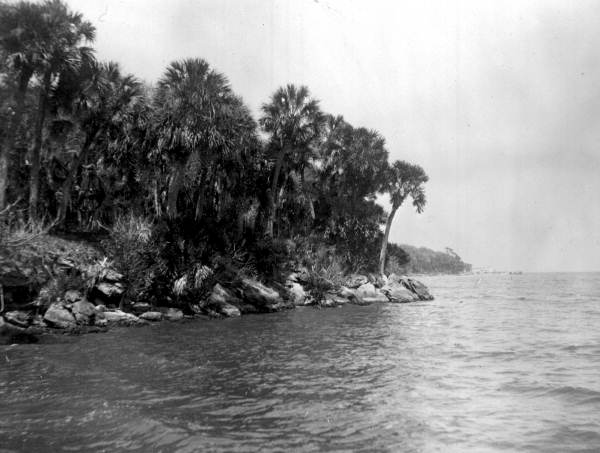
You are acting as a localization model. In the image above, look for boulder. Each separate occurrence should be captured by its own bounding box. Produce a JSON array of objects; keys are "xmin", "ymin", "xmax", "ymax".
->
[
  {"xmin": 3, "ymin": 310, "xmax": 32, "ymax": 328},
  {"xmin": 95, "ymin": 282, "xmax": 125, "ymax": 298},
  {"xmin": 64, "ymin": 290, "xmax": 84, "ymax": 304},
  {"xmin": 345, "ymin": 274, "xmax": 369, "ymax": 289},
  {"xmin": 355, "ymin": 283, "xmax": 389, "ymax": 303},
  {"xmin": 100, "ymin": 268, "xmax": 124, "ymax": 283},
  {"xmin": 139, "ymin": 311, "xmax": 163, "ymax": 322},
  {"xmin": 164, "ymin": 308, "xmax": 184, "ymax": 321},
  {"xmin": 286, "ymin": 281, "xmax": 308, "ymax": 306},
  {"xmin": 1, "ymin": 316, "xmax": 38, "ymax": 344},
  {"xmin": 401, "ymin": 278, "xmax": 434, "ymax": 301},
  {"xmin": 43, "ymin": 303, "xmax": 77, "ymax": 329},
  {"xmin": 103, "ymin": 310, "xmax": 141, "ymax": 325},
  {"xmin": 236, "ymin": 278, "xmax": 284, "ymax": 312},
  {"xmin": 71, "ymin": 300, "xmax": 96, "ymax": 324},
  {"xmin": 205, "ymin": 284, "xmax": 242, "ymax": 317},
  {"xmin": 93, "ymin": 309, "xmax": 107, "ymax": 327},
  {"xmin": 381, "ymin": 283, "xmax": 417, "ymax": 303},
  {"xmin": 322, "ymin": 293, "xmax": 347, "ymax": 307}
]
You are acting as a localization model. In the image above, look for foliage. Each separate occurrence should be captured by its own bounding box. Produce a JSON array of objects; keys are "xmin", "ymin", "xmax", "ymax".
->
[{"xmin": 0, "ymin": 1, "xmax": 436, "ymax": 301}]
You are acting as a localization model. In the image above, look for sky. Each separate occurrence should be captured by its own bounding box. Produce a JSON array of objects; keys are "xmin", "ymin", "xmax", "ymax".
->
[{"xmin": 66, "ymin": 0, "xmax": 600, "ymax": 272}]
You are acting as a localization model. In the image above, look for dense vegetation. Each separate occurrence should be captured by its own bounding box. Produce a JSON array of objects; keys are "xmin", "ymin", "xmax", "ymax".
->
[{"xmin": 0, "ymin": 0, "xmax": 438, "ymax": 304}]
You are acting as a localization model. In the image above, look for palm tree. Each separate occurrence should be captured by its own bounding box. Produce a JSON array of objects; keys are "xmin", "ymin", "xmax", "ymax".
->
[
  {"xmin": 259, "ymin": 84, "xmax": 324, "ymax": 237},
  {"xmin": 379, "ymin": 160, "xmax": 428, "ymax": 276},
  {"xmin": 153, "ymin": 58, "xmax": 253, "ymax": 218},
  {"xmin": 54, "ymin": 61, "xmax": 142, "ymax": 225},
  {"xmin": 0, "ymin": 1, "xmax": 48, "ymax": 209},
  {"xmin": 26, "ymin": 0, "xmax": 95, "ymax": 220}
]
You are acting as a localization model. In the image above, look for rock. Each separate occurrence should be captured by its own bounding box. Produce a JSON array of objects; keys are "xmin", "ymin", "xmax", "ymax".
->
[
  {"xmin": 164, "ymin": 308, "xmax": 184, "ymax": 321},
  {"xmin": 205, "ymin": 284, "xmax": 242, "ymax": 317},
  {"xmin": 286, "ymin": 282, "xmax": 308, "ymax": 306},
  {"xmin": 93, "ymin": 310, "xmax": 107, "ymax": 327},
  {"xmin": 64, "ymin": 290, "xmax": 84, "ymax": 304},
  {"xmin": 100, "ymin": 268, "xmax": 124, "ymax": 283},
  {"xmin": 95, "ymin": 304, "xmax": 107, "ymax": 312},
  {"xmin": 3, "ymin": 310, "xmax": 32, "ymax": 328},
  {"xmin": 71, "ymin": 300, "xmax": 96, "ymax": 324},
  {"xmin": 355, "ymin": 283, "xmax": 388, "ymax": 303},
  {"xmin": 103, "ymin": 310, "xmax": 141, "ymax": 325},
  {"xmin": 345, "ymin": 274, "xmax": 369, "ymax": 288},
  {"xmin": 1, "ymin": 317, "xmax": 38, "ymax": 344},
  {"xmin": 237, "ymin": 278, "xmax": 283, "ymax": 311},
  {"xmin": 43, "ymin": 303, "xmax": 77, "ymax": 329},
  {"xmin": 139, "ymin": 311, "xmax": 163, "ymax": 321},
  {"xmin": 381, "ymin": 283, "xmax": 417, "ymax": 303},
  {"xmin": 322, "ymin": 293, "xmax": 347, "ymax": 307},
  {"xmin": 401, "ymin": 278, "xmax": 434, "ymax": 301},
  {"xmin": 95, "ymin": 282, "xmax": 125, "ymax": 298},
  {"xmin": 131, "ymin": 302, "xmax": 152, "ymax": 314}
]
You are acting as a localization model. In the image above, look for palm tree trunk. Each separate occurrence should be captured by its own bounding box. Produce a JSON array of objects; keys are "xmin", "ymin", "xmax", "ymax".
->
[
  {"xmin": 57, "ymin": 133, "xmax": 95, "ymax": 226},
  {"xmin": 0, "ymin": 69, "xmax": 33, "ymax": 210},
  {"xmin": 266, "ymin": 143, "xmax": 289, "ymax": 238},
  {"xmin": 167, "ymin": 159, "xmax": 186, "ymax": 218},
  {"xmin": 379, "ymin": 204, "xmax": 398, "ymax": 276},
  {"xmin": 28, "ymin": 71, "xmax": 51, "ymax": 221}
]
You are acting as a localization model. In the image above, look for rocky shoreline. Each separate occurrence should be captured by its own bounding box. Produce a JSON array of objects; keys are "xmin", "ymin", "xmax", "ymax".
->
[
  {"xmin": 1, "ymin": 266, "xmax": 432, "ymax": 345},
  {"xmin": 0, "ymin": 234, "xmax": 433, "ymax": 344}
]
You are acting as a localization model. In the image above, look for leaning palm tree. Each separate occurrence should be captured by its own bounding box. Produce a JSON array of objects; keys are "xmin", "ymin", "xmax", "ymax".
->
[
  {"xmin": 379, "ymin": 160, "xmax": 428, "ymax": 276},
  {"xmin": 26, "ymin": 0, "xmax": 96, "ymax": 220},
  {"xmin": 153, "ymin": 58, "xmax": 254, "ymax": 218},
  {"xmin": 259, "ymin": 84, "xmax": 324, "ymax": 237}
]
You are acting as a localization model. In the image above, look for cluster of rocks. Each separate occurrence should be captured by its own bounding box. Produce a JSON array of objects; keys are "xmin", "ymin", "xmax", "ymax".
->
[
  {"xmin": 283, "ymin": 271, "xmax": 433, "ymax": 309},
  {"xmin": 1, "ymin": 248, "xmax": 433, "ymax": 343}
]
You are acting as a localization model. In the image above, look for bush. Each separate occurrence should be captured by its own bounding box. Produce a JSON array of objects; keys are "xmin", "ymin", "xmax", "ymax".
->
[{"xmin": 101, "ymin": 214, "xmax": 167, "ymax": 304}]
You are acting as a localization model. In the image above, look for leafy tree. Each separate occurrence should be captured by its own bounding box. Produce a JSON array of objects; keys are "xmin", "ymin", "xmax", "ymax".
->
[
  {"xmin": 0, "ymin": 0, "xmax": 47, "ymax": 209},
  {"xmin": 152, "ymin": 58, "xmax": 255, "ymax": 219},
  {"xmin": 21, "ymin": 0, "xmax": 95, "ymax": 220},
  {"xmin": 259, "ymin": 84, "xmax": 324, "ymax": 237},
  {"xmin": 379, "ymin": 160, "xmax": 428, "ymax": 275},
  {"xmin": 53, "ymin": 61, "xmax": 142, "ymax": 226}
]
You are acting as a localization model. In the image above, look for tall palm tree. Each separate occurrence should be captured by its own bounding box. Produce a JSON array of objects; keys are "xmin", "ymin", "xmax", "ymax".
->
[
  {"xmin": 379, "ymin": 160, "xmax": 428, "ymax": 276},
  {"xmin": 26, "ymin": 0, "xmax": 95, "ymax": 220},
  {"xmin": 54, "ymin": 61, "xmax": 142, "ymax": 225},
  {"xmin": 153, "ymin": 58, "xmax": 253, "ymax": 218},
  {"xmin": 0, "ymin": 1, "xmax": 48, "ymax": 209},
  {"xmin": 259, "ymin": 84, "xmax": 324, "ymax": 237}
]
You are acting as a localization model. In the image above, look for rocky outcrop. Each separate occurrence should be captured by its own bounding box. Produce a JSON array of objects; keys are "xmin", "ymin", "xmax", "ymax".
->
[
  {"xmin": 204, "ymin": 284, "xmax": 242, "ymax": 317},
  {"xmin": 235, "ymin": 278, "xmax": 294, "ymax": 312},
  {"xmin": 400, "ymin": 278, "xmax": 434, "ymax": 301},
  {"xmin": 381, "ymin": 284, "xmax": 418, "ymax": 303}
]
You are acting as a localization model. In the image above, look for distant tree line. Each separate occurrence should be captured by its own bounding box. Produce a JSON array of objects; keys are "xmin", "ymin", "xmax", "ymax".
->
[
  {"xmin": 389, "ymin": 245, "xmax": 472, "ymax": 275},
  {"xmin": 0, "ymin": 0, "xmax": 432, "ymax": 292}
]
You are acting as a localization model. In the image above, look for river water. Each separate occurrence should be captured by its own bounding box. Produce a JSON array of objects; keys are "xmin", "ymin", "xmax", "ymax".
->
[{"xmin": 1, "ymin": 273, "xmax": 600, "ymax": 452}]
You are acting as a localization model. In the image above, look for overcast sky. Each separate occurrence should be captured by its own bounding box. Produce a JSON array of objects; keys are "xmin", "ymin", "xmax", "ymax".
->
[{"xmin": 67, "ymin": 0, "xmax": 600, "ymax": 272}]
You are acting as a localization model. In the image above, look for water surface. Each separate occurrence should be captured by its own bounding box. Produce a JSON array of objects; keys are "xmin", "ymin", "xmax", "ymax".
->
[{"xmin": 1, "ymin": 273, "xmax": 600, "ymax": 452}]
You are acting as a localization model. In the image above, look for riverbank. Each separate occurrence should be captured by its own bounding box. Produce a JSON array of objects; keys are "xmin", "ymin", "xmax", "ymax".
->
[{"xmin": 0, "ymin": 233, "xmax": 433, "ymax": 344}]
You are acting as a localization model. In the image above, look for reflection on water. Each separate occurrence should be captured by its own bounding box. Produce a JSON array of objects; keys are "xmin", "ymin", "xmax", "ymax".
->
[{"xmin": 2, "ymin": 273, "xmax": 600, "ymax": 452}]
